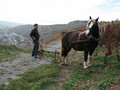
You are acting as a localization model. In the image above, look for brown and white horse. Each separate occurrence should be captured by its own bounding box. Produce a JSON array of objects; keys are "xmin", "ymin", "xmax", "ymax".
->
[{"xmin": 61, "ymin": 16, "xmax": 100, "ymax": 68}]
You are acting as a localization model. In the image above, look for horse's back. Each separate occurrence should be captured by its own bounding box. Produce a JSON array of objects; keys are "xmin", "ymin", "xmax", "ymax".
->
[
  {"xmin": 62, "ymin": 31, "xmax": 81, "ymax": 42},
  {"xmin": 61, "ymin": 30, "xmax": 98, "ymax": 51}
]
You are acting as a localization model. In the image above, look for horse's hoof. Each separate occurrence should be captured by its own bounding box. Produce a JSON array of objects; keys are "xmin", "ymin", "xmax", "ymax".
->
[
  {"xmin": 83, "ymin": 66, "xmax": 88, "ymax": 69},
  {"xmin": 87, "ymin": 63, "xmax": 92, "ymax": 67},
  {"xmin": 61, "ymin": 63, "xmax": 65, "ymax": 65},
  {"xmin": 61, "ymin": 63, "xmax": 68, "ymax": 66},
  {"xmin": 62, "ymin": 63, "xmax": 68, "ymax": 66},
  {"xmin": 58, "ymin": 62, "xmax": 65, "ymax": 66},
  {"xmin": 64, "ymin": 64, "xmax": 68, "ymax": 66}
]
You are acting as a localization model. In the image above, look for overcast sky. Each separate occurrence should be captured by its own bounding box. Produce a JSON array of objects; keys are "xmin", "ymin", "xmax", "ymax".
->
[{"xmin": 0, "ymin": 0, "xmax": 120, "ymax": 25}]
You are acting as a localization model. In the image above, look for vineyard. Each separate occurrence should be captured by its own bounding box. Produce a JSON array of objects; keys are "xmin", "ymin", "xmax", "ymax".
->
[{"xmin": 99, "ymin": 21, "xmax": 120, "ymax": 63}]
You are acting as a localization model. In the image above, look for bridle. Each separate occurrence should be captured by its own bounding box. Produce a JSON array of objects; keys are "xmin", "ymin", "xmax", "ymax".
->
[{"xmin": 86, "ymin": 19, "xmax": 101, "ymax": 41}]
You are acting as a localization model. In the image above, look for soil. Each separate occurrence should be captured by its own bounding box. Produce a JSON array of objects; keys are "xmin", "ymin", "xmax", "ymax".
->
[
  {"xmin": 0, "ymin": 53, "xmax": 51, "ymax": 85},
  {"xmin": 47, "ymin": 51, "xmax": 84, "ymax": 90},
  {"xmin": 0, "ymin": 40, "xmax": 61, "ymax": 85}
]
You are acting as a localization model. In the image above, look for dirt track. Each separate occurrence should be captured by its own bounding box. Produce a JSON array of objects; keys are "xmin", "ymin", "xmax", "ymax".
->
[{"xmin": 0, "ymin": 53, "xmax": 51, "ymax": 85}]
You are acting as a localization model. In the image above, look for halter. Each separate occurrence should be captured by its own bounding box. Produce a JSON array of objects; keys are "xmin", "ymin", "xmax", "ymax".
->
[
  {"xmin": 86, "ymin": 19, "xmax": 95, "ymax": 30},
  {"xmin": 86, "ymin": 18, "xmax": 101, "ymax": 41}
]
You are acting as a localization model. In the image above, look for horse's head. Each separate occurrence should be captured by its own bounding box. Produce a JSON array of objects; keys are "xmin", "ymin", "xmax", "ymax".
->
[{"xmin": 86, "ymin": 16, "xmax": 100, "ymax": 38}]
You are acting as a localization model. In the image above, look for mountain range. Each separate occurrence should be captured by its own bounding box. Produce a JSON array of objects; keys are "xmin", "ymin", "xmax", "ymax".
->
[
  {"xmin": 0, "ymin": 30, "xmax": 31, "ymax": 46},
  {"xmin": 0, "ymin": 21, "xmax": 24, "ymax": 29},
  {"xmin": 0, "ymin": 20, "xmax": 87, "ymax": 46}
]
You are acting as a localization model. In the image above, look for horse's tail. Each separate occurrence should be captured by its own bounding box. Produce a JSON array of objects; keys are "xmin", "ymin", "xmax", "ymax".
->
[{"xmin": 61, "ymin": 36, "xmax": 68, "ymax": 57}]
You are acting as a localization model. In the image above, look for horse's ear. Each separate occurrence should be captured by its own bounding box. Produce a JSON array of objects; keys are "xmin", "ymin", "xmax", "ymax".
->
[
  {"xmin": 96, "ymin": 17, "xmax": 99, "ymax": 22},
  {"xmin": 89, "ymin": 16, "xmax": 92, "ymax": 19}
]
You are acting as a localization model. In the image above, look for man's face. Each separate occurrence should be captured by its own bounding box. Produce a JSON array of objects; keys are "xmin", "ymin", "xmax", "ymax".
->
[{"xmin": 34, "ymin": 25, "xmax": 38, "ymax": 29}]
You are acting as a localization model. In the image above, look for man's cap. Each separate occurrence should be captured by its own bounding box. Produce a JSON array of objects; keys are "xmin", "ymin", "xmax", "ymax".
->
[{"xmin": 34, "ymin": 23, "xmax": 38, "ymax": 26}]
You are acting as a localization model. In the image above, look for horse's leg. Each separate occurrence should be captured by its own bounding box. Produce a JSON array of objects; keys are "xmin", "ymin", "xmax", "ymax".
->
[
  {"xmin": 61, "ymin": 47, "xmax": 65, "ymax": 65},
  {"xmin": 62, "ymin": 47, "xmax": 71, "ymax": 65},
  {"xmin": 60, "ymin": 40, "xmax": 66, "ymax": 65},
  {"xmin": 83, "ymin": 51, "xmax": 88, "ymax": 69},
  {"xmin": 65, "ymin": 47, "xmax": 72, "ymax": 65},
  {"xmin": 61, "ymin": 56, "xmax": 65, "ymax": 64},
  {"xmin": 87, "ymin": 51, "xmax": 94, "ymax": 67},
  {"xmin": 61, "ymin": 43, "xmax": 71, "ymax": 65},
  {"xmin": 61, "ymin": 55, "xmax": 68, "ymax": 65}
]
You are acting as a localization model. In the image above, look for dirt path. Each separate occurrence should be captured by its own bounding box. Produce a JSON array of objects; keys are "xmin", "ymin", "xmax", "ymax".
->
[
  {"xmin": 44, "ymin": 38, "xmax": 61, "ymax": 53},
  {"xmin": 47, "ymin": 51, "xmax": 84, "ymax": 90},
  {"xmin": 0, "ymin": 53, "xmax": 51, "ymax": 85}
]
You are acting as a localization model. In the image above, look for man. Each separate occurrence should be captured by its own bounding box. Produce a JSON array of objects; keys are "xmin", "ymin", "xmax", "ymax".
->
[{"xmin": 30, "ymin": 24, "xmax": 40, "ymax": 58}]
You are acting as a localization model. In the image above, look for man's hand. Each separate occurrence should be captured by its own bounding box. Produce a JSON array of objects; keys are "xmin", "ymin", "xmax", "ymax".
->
[{"xmin": 32, "ymin": 37, "xmax": 35, "ymax": 43}]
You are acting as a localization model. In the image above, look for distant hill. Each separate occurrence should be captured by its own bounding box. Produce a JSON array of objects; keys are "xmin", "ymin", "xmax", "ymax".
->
[
  {"xmin": 6, "ymin": 20, "xmax": 87, "ymax": 44},
  {"xmin": 68, "ymin": 20, "xmax": 87, "ymax": 25},
  {"xmin": 0, "ymin": 24, "xmax": 10, "ymax": 29},
  {"xmin": 0, "ymin": 30, "xmax": 31, "ymax": 46},
  {"xmin": 0, "ymin": 21, "xmax": 24, "ymax": 29}
]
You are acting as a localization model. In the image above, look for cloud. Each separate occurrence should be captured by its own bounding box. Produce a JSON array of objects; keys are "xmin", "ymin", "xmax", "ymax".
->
[{"xmin": 0, "ymin": 0, "xmax": 119, "ymax": 24}]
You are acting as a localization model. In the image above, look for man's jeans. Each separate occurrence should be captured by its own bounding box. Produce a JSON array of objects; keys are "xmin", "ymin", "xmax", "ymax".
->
[{"xmin": 32, "ymin": 40, "xmax": 39, "ymax": 57}]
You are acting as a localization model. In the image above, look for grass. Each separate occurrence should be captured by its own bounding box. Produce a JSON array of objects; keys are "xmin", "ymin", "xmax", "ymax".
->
[
  {"xmin": 0, "ymin": 45, "xmax": 120, "ymax": 90},
  {"xmin": 0, "ymin": 64, "xmax": 61, "ymax": 90},
  {"xmin": 0, "ymin": 45, "xmax": 29, "ymax": 62},
  {"xmin": 43, "ymin": 51, "xmax": 55, "ymax": 58},
  {"xmin": 61, "ymin": 54, "xmax": 120, "ymax": 90},
  {"xmin": 0, "ymin": 45, "xmax": 20, "ymax": 62}
]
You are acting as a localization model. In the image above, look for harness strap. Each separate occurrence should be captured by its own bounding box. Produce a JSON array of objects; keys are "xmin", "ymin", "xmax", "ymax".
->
[
  {"xmin": 77, "ymin": 31, "xmax": 90, "ymax": 42},
  {"xmin": 72, "ymin": 33, "xmax": 101, "ymax": 45},
  {"xmin": 70, "ymin": 30, "xmax": 101, "ymax": 46},
  {"xmin": 90, "ymin": 35, "xmax": 102, "ymax": 41},
  {"xmin": 78, "ymin": 32, "xmax": 81, "ymax": 42}
]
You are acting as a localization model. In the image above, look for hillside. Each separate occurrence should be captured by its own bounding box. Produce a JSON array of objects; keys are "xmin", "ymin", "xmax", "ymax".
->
[
  {"xmin": 0, "ymin": 30, "xmax": 31, "ymax": 46},
  {"xmin": 0, "ymin": 45, "xmax": 51, "ymax": 85},
  {"xmin": 7, "ymin": 20, "xmax": 87, "ymax": 44}
]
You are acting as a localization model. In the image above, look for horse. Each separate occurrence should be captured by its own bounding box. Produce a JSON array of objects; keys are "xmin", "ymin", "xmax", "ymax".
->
[{"xmin": 61, "ymin": 16, "xmax": 100, "ymax": 69}]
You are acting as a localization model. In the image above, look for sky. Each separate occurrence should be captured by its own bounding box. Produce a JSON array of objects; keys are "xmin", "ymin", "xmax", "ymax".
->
[{"xmin": 0, "ymin": 0, "xmax": 120, "ymax": 25}]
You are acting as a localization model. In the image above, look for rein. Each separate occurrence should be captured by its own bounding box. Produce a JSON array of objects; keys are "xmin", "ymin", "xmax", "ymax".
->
[{"xmin": 90, "ymin": 35, "xmax": 101, "ymax": 41}]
